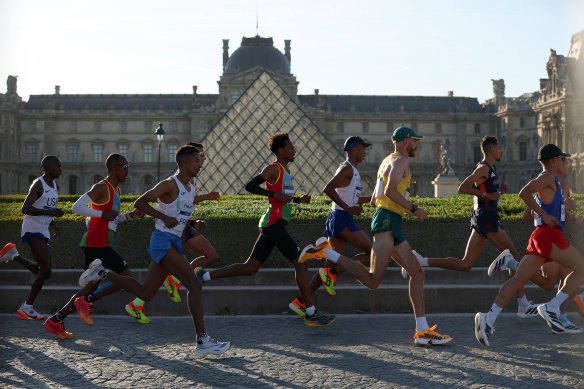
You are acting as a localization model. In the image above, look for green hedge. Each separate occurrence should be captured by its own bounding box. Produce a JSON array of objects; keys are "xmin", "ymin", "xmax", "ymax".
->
[{"xmin": 1, "ymin": 195, "xmax": 583, "ymax": 269}]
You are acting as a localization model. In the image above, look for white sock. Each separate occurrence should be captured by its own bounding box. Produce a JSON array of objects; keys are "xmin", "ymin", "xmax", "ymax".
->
[
  {"xmin": 419, "ymin": 256, "xmax": 428, "ymax": 267},
  {"xmin": 305, "ymin": 306, "xmax": 316, "ymax": 316},
  {"xmin": 415, "ymin": 316, "xmax": 428, "ymax": 332},
  {"xmin": 517, "ymin": 295, "xmax": 529, "ymax": 308},
  {"xmin": 203, "ymin": 272, "xmax": 211, "ymax": 281},
  {"xmin": 325, "ymin": 248, "xmax": 340, "ymax": 263},
  {"xmin": 486, "ymin": 303, "xmax": 502, "ymax": 327},
  {"xmin": 21, "ymin": 302, "xmax": 32, "ymax": 309},
  {"xmin": 548, "ymin": 291, "xmax": 569, "ymax": 310}
]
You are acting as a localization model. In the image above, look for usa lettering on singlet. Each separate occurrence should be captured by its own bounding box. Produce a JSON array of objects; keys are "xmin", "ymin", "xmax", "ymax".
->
[
  {"xmin": 259, "ymin": 162, "xmax": 294, "ymax": 227},
  {"xmin": 473, "ymin": 161, "xmax": 501, "ymax": 211},
  {"xmin": 155, "ymin": 176, "xmax": 195, "ymax": 237},
  {"xmin": 374, "ymin": 153, "xmax": 411, "ymax": 216},
  {"xmin": 332, "ymin": 160, "xmax": 362, "ymax": 211},
  {"xmin": 534, "ymin": 174, "xmax": 565, "ymax": 232},
  {"xmin": 21, "ymin": 177, "xmax": 58, "ymax": 239}
]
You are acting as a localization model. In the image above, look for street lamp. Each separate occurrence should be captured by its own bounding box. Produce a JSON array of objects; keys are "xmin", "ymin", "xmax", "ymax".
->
[{"xmin": 155, "ymin": 123, "xmax": 165, "ymax": 182}]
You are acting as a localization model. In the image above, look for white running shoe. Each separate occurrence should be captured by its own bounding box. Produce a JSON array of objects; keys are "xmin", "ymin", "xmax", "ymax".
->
[
  {"xmin": 0, "ymin": 243, "xmax": 19, "ymax": 264},
  {"xmin": 474, "ymin": 312, "xmax": 495, "ymax": 347},
  {"xmin": 401, "ymin": 250, "xmax": 425, "ymax": 279},
  {"xmin": 79, "ymin": 259, "xmax": 107, "ymax": 287},
  {"xmin": 487, "ymin": 249, "xmax": 513, "ymax": 276},
  {"xmin": 517, "ymin": 302, "xmax": 539, "ymax": 318},
  {"xmin": 17, "ymin": 303, "xmax": 45, "ymax": 321},
  {"xmin": 194, "ymin": 335, "xmax": 230, "ymax": 356},
  {"xmin": 537, "ymin": 303, "xmax": 565, "ymax": 333},
  {"xmin": 554, "ymin": 318, "xmax": 584, "ymax": 334}
]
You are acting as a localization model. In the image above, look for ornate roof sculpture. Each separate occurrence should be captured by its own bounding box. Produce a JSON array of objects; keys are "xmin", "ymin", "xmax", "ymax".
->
[{"xmin": 197, "ymin": 71, "xmax": 344, "ymax": 194}]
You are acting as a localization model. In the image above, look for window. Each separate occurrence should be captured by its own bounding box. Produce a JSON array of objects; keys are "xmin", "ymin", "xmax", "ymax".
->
[
  {"xmin": 473, "ymin": 146, "xmax": 482, "ymax": 163},
  {"xmin": 231, "ymin": 90, "xmax": 241, "ymax": 104},
  {"xmin": 168, "ymin": 144, "xmax": 178, "ymax": 162},
  {"xmin": 120, "ymin": 121, "xmax": 127, "ymax": 132},
  {"xmin": 337, "ymin": 122, "xmax": 344, "ymax": 133},
  {"xmin": 519, "ymin": 142, "xmax": 527, "ymax": 161},
  {"xmin": 68, "ymin": 145, "xmax": 78, "ymax": 162},
  {"xmin": 28, "ymin": 144, "xmax": 37, "ymax": 162},
  {"xmin": 362, "ymin": 122, "xmax": 369, "ymax": 133},
  {"xmin": 69, "ymin": 121, "xmax": 77, "ymax": 131},
  {"xmin": 69, "ymin": 176, "xmax": 78, "ymax": 195},
  {"xmin": 474, "ymin": 123, "xmax": 481, "ymax": 134},
  {"xmin": 435, "ymin": 123, "xmax": 442, "ymax": 134},
  {"xmin": 169, "ymin": 121, "xmax": 177, "ymax": 132},
  {"xmin": 520, "ymin": 117, "xmax": 526, "ymax": 128},
  {"xmin": 94, "ymin": 145, "xmax": 103, "ymax": 162},
  {"xmin": 119, "ymin": 144, "xmax": 128, "ymax": 157},
  {"xmin": 432, "ymin": 141, "xmax": 441, "ymax": 164},
  {"xmin": 144, "ymin": 144, "xmax": 153, "ymax": 162},
  {"xmin": 29, "ymin": 121, "xmax": 37, "ymax": 131},
  {"xmin": 144, "ymin": 121, "xmax": 153, "ymax": 131},
  {"xmin": 95, "ymin": 122, "xmax": 102, "ymax": 132}
]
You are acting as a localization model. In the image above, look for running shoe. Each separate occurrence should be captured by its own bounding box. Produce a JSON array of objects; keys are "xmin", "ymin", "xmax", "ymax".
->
[
  {"xmin": 517, "ymin": 302, "xmax": 539, "ymax": 318},
  {"xmin": 163, "ymin": 275, "xmax": 182, "ymax": 303},
  {"xmin": 17, "ymin": 304, "xmax": 44, "ymax": 321},
  {"xmin": 74, "ymin": 296, "xmax": 94, "ymax": 326},
  {"xmin": 319, "ymin": 268, "xmax": 337, "ymax": 296},
  {"xmin": 573, "ymin": 294, "xmax": 584, "ymax": 316},
  {"xmin": 79, "ymin": 259, "xmax": 107, "ymax": 287},
  {"xmin": 474, "ymin": 312, "xmax": 494, "ymax": 347},
  {"xmin": 194, "ymin": 335, "xmax": 230, "ymax": 357},
  {"xmin": 537, "ymin": 303, "xmax": 565, "ymax": 333},
  {"xmin": 125, "ymin": 301, "xmax": 151, "ymax": 324},
  {"xmin": 554, "ymin": 318, "xmax": 584, "ymax": 334},
  {"xmin": 487, "ymin": 249, "xmax": 513, "ymax": 276},
  {"xmin": 0, "ymin": 243, "xmax": 18, "ymax": 264},
  {"xmin": 44, "ymin": 318, "xmax": 74, "ymax": 339},
  {"xmin": 414, "ymin": 324, "xmax": 453, "ymax": 345},
  {"xmin": 194, "ymin": 267, "xmax": 206, "ymax": 284},
  {"xmin": 288, "ymin": 297, "xmax": 306, "ymax": 317},
  {"xmin": 303, "ymin": 310, "xmax": 336, "ymax": 327},
  {"xmin": 299, "ymin": 237, "xmax": 332, "ymax": 263}
]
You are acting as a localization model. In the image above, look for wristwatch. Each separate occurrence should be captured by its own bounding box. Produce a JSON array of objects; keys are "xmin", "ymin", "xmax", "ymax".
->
[{"xmin": 410, "ymin": 204, "xmax": 418, "ymax": 213}]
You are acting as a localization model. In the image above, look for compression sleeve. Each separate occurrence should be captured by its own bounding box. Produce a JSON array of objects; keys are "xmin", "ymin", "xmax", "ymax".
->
[
  {"xmin": 245, "ymin": 175, "xmax": 274, "ymax": 197},
  {"xmin": 72, "ymin": 193, "xmax": 103, "ymax": 218}
]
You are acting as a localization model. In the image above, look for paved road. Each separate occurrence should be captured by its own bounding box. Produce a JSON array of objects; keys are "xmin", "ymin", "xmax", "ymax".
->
[{"xmin": 1, "ymin": 313, "xmax": 583, "ymax": 388}]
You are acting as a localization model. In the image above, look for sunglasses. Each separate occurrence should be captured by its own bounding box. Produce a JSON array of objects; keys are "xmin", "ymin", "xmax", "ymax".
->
[{"xmin": 114, "ymin": 164, "xmax": 130, "ymax": 170}]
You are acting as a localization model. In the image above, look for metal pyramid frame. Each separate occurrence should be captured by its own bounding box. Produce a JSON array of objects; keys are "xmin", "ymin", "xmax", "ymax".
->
[{"xmin": 197, "ymin": 71, "xmax": 344, "ymax": 194}]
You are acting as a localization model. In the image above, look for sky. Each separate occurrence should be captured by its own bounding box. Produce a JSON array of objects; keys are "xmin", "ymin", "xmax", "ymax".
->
[{"xmin": 1, "ymin": 0, "xmax": 583, "ymax": 103}]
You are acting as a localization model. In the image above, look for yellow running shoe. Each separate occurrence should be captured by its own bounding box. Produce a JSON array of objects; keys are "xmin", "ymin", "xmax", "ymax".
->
[
  {"xmin": 125, "ymin": 301, "xmax": 151, "ymax": 324},
  {"xmin": 288, "ymin": 297, "xmax": 306, "ymax": 317},
  {"xmin": 163, "ymin": 275, "xmax": 182, "ymax": 303},
  {"xmin": 319, "ymin": 268, "xmax": 337, "ymax": 296},
  {"xmin": 414, "ymin": 325, "xmax": 452, "ymax": 345},
  {"xmin": 299, "ymin": 237, "xmax": 332, "ymax": 264}
]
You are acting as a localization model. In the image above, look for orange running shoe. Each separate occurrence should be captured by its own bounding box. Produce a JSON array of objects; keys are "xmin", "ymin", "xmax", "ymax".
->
[
  {"xmin": 44, "ymin": 318, "xmax": 74, "ymax": 339},
  {"xmin": 74, "ymin": 296, "xmax": 94, "ymax": 326},
  {"xmin": 319, "ymin": 268, "xmax": 338, "ymax": 296},
  {"xmin": 125, "ymin": 301, "xmax": 151, "ymax": 324},
  {"xmin": 288, "ymin": 297, "xmax": 306, "ymax": 318},
  {"xmin": 0, "ymin": 243, "xmax": 18, "ymax": 264},
  {"xmin": 299, "ymin": 237, "xmax": 332, "ymax": 263},
  {"xmin": 163, "ymin": 275, "xmax": 182, "ymax": 303},
  {"xmin": 414, "ymin": 325, "xmax": 452, "ymax": 345}
]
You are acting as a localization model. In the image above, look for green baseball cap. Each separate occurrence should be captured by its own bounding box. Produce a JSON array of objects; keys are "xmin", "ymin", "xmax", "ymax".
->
[{"xmin": 392, "ymin": 126, "xmax": 424, "ymax": 143}]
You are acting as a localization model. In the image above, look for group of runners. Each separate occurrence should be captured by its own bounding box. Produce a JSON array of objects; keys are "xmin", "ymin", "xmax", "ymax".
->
[{"xmin": 1, "ymin": 127, "xmax": 583, "ymax": 354}]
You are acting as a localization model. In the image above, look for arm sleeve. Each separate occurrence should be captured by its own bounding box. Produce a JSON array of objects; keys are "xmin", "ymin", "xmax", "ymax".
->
[
  {"xmin": 245, "ymin": 175, "xmax": 274, "ymax": 197},
  {"xmin": 72, "ymin": 193, "xmax": 103, "ymax": 218}
]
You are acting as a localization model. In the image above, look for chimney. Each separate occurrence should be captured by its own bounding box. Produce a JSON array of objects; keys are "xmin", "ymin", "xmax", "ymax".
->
[
  {"xmin": 447, "ymin": 91, "xmax": 453, "ymax": 97},
  {"xmin": 284, "ymin": 40, "xmax": 291, "ymax": 65},
  {"xmin": 222, "ymin": 39, "xmax": 229, "ymax": 71},
  {"xmin": 192, "ymin": 85, "xmax": 198, "ymax": 95},
  {"xmin": 55, "ymin": 85, "xmax": 60, "ymax": 95}
]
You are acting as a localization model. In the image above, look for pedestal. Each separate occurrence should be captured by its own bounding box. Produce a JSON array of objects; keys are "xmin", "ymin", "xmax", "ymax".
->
[{"xmin": 432, "ymin": 174, "xmax": 461, "ymax": 198}]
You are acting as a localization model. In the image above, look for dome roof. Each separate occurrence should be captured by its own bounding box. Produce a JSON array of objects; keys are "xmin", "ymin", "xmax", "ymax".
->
[{"xmin": 225, "ymin": 36, "xmax": 290, "ymax": 75}]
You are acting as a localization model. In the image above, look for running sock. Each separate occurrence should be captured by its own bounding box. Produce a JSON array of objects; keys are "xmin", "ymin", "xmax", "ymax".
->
[
  {"xmin": 305, "ymin": 306, "xmax": 316, "ymax": 316},
  {"xmin": 417, "ymin": 255, "xmax": 428, "ymax": 267},
  {"xmin": 325, "ymin": 249, "xmax": 340, "ymax": 263},
  {"xmin": 21, "ymin": 302, "xmax": 32, "ymax": 309},
  {"xmin": 415, "ymin": 316, "xmax": 429, "ymax": 332},
  {"xmin": 203, "ymin": 272, "xmax": 211, "ymax": 281},
  {"xmin": 52, "ymin": 312, "xmax": 65, "ymax": 322},
  {"xmin": 548, "ymin": 291, "xmax": 569, "ymax": 310},
  {"xmin": 517, "ymin": 295, "xmax": 530, "ymax": 308},
  {"xmin": 133, "ymin": 298, "xmax": 145, "ymax": 306},
  {"xmin": 507, "ymin": 259, "xmax": 518, "ymax": 271},
  {"xmin": 486, "ymin": 303, "xmax": 503, "ymax": 327},
  {"xmin": 85, "ymin": 294, "xmax": 96, "ymax": 303}
]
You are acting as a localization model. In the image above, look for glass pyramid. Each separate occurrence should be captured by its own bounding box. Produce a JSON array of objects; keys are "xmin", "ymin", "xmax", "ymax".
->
[{"xmin": 197, "ymin": 71, "xmax": 344, "ymax": 194}]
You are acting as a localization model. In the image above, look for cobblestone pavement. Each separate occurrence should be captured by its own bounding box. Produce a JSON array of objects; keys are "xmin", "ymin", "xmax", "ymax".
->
[{"xmin": 1, "ymin": 313, "xmax": 583, "ymax": 388}]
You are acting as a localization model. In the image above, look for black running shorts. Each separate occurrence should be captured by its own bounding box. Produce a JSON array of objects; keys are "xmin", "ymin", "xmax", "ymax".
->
[
  {"xmin": 250, "ymin": 219, "xmax": 301, "ymax": 263},
  {"xmin": 470, "ymin": 209, "xmax": 503, "ymax": 238},
  {"xmin": 83, "ymin": 246, "xmax": 128, "ymax": 274}
]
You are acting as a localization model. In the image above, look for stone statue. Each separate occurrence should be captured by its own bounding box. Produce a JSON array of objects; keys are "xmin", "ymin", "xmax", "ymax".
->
[
  {"xmin": 440, "ymin": 139, "xmax": 455, "ymax": 176},
  {"xmin": 491, "ymin": 79, "xmax": 505, "ymax": 96},
  {"xmin": 7, "ymin": 75, "xmax": 17, "ymax": 94}
]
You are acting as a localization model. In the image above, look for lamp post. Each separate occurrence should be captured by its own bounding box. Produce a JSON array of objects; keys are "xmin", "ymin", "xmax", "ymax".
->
[{"xmin": 155, "ymin": 123, "xmax": 165, "ymax": 182}]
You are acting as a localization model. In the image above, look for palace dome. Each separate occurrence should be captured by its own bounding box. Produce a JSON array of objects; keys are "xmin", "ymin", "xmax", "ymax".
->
[{"xmin": 225, "ymin": 36, "xmax": 290, "ymax": 75}]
